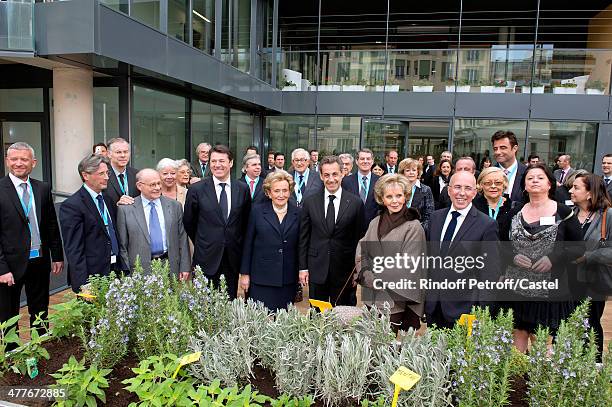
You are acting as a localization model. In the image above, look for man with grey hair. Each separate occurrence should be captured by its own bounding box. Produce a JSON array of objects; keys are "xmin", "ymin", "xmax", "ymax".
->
[
  {"xmin": 238, "ymin": 153, "xmax": 265, "ymax": 203},
  {"xmin": 106, "ymin": 137, "xmax": 139, "ymax": 207},
  {"xmin": 191, "ymin": 142, "xmax": 212, "ymax": 183},
  {"xmin": 0, "ymin": 142, "xmax": 64, "ymax": 338},
  {"xmin": 290, "ymin": 148, "xmax": 322, "ymax": 206},
  {"xmin": 60, "ymin": 154, "xmax": 126, "ymax": 292},
  {"xmin": 338, "ymin": 153, "xmax": 354, "ymax": 176}
]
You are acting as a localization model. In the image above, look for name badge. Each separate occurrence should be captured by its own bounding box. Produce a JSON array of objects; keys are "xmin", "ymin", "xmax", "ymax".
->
[
  {"xmin": 564, "ymin": 200, "xmax": 574, "ymax": 206},
  {"xmin": 540, "ymin": 216, "xmax": 556, "ymax": 226},
  {"xmin": 29, "ymin": 249, "xmax": 40, "ymax": 259},
  {"xmin": 110, "ymin": 255, "xmax": 117, "ymax": 264}
]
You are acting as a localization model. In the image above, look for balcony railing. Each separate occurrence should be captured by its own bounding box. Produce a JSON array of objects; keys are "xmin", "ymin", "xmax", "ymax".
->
[
  {"xmin": 277, "ymin": 48, "xmax": 612, "ymax": 96},
  {"xmin": 0, "ymin": 0, "xmax": 34, "ymax": 52}
]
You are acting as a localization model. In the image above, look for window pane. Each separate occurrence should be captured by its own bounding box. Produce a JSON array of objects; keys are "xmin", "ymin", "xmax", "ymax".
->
[
  {"xmin": 527, "ymin": 121, "xmax": 598, "ymax": 171},
  {"xmin": 316, "ymin": 116, "xmax": 360, "ymax": 157},
  {"xmin": 192, "ymin": 100, "xmax": 229, "ymax": 158},
  {"xmin": 221, "ymin": 0, "xmax": 251, "ymax": 72},
  {"xmin": 229, "ymin": 108, "xmax": 253, "ymax": 178},
  {"xmin": 454, "ymin": 119, "xmax": 527, "ymax": 168},
  {"xmin": 265, "ymin": 116, "xmax": 316, "ymax": 166},
  {"xmin": 93, "ymin": 87, "xmax": 119, "ymax": 144},
  {"xmin": 132, "ymin": 0, "xmax": 160, "ymax": 30},
  {"xmin": 100, "ymin": 1, "xmax": 129, "ymax": 14},
  {"xmin": 168, "ymin": 0, "xmax": 189, "ymax": 42},
  {"xmin": 2, "ymin": 122, "xmax": 43, "ymax": 180},
  {"xmin": 132, "ymin": 86, "xmax": 186, "ymax": 169},
  {"xmin": 0, "ymin": 88, "xmax": 43, "ymax": 112},
  {"xmin": 193, "ymin": 0, "xmax": 215, "ymax": 53}
]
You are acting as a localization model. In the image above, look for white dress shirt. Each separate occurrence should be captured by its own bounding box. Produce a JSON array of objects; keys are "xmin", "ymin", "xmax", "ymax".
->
[
  {"xmin": 141, "ymin": 195, "xmax": 167, "ymax": 252},
  {"xmin": 500, "ymin": 159, "xmax": 518, "ymax": 197},
  {"xmin": 324, "ymin": 187, "xmax": 343, "ymax": 223},
  {"xmin": 9, "ymin": 173, "xmax": 39, "ymax": 227},
  {"xmin": 213, "ymin": 176, "xmax": 232, "ymax": 218},
  {"xmin": 438, "ymin": 176, "xmax": 447, "ymax": 193},
  {"xmin": 440, "ymin": 203, "xmax": 473, "ymax": 244}
]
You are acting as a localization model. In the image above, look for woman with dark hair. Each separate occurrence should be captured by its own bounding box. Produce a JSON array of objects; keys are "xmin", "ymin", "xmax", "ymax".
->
[
  {"xmin": 480, "ymin": 156, "xmax": 492, "ymax": 171},
  {"xmin": 570, "ymin": 173, "xmax": 612, "ymax": 361},
  {"xmin": 555, "ymin": 169, "xmax": 587, "ymax": 204},
  {"xmin": 431, "ymin": 159, "xmax": 453, "ymax": 209},
  {"xmin": 500, "ymin": 163, "xmax": 583, "ymax": 352},
  {"xmin": 371, "ymin": 162, "xmax": 385, "ymax": 177}
]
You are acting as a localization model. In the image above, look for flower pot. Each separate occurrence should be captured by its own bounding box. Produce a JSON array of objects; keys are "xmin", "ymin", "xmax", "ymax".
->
[
  {"xmin": 586, "ymin": 88, "xmax": 605, "ymax": 95},
  {"xmin": 553, "ymin": 87, "xmax": 577, "ymax": 95},
  {"xmin": 317, "ymin": 85, "xmax": 341, "ymax": 91},
  {"xmin": 521, "ymin": 86, "xmax": 545, "ymax": 94},
  {"xmin": 480, "ymin": 86, "xmax": 505, "ymax": 93},
  {"xmin": 445, "ymin": 85, "xmax": 471, "ymax": 93},
  {"xmin": 282, "ymin": 86, "xmax": 298, "ymax": 91},
  {"xmin": 375, "ymin": 85, "xmax": 400, "ymax": 92},
  {"xmin": 412, "ymin": 85, "xmax": 434, "ymax": 92},
  {"xmin": 341, "ymin": 85, "xmax": 366, "ymax": 92}
]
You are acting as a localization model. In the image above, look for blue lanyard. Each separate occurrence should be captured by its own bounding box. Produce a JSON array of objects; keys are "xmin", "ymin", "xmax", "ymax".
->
[
  {"xmin": 246, "ymin": 176, "xmax": 258, "ymax": 198},
  {"xmin": 407, "ymin": 184, "xmax": 417, "ymax": 208},
  {"xmin": 488, "ymin": 197, "xmax": 504, "ymax": 220},
  {"xmin": 95, "ymin": 196, "xmax": 110, "ymax": 227}
]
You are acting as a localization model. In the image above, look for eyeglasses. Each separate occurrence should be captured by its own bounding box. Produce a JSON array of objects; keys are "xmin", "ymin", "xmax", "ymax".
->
[
  {"xmin": 293, "ymin": 158, "xmax": 308, "ymax": 163},
  {"xmin": 450, "ymin": 185, "xmax": 475, "ymax": 193},
  {"xmin": 481, "ymin": 181, "xmax": 504, "ymax": 187}
]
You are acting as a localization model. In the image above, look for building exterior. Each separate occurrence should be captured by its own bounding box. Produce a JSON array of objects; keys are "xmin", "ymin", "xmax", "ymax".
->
[{"xmin": 1, "ymin": 0, "xmax": 612, "ymax": 194}]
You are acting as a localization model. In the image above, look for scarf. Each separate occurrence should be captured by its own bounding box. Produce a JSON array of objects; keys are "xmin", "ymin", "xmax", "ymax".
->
[{"xmin": 377, "ymin": 205, "xmax": 420, "ymax": 239}]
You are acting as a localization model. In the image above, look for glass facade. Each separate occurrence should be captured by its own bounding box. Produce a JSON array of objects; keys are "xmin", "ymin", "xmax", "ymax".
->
[
  {"xmin": 0, "ymin": 88, "xmax": 43, "ymax": 112},
  {"xmin": 192, "ymin": 0, "xmax": 215, "ymax": 54},
  {"xmin": 93, "ymin": 87, "xmax": 120, "ymax": 144},
  {"xmin": 266, "ymin": 116, "xmax": 316, "ymax": 161},
  {"xmin": 221, "ymin": 0, "xmax": 251, "ymax": 72},
  {"xmin": 131, "ymin": 0, "xmax": 161, "ymax": 30},
  {"xmin": 168, "ymin": 0, "xmax": 189, "ymax": 42}
]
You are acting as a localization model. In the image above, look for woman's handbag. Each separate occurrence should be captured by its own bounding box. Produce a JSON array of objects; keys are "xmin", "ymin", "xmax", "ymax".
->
[{"xmin": 592, "ymin": 208, "xmax": 612, "ymax": 291}]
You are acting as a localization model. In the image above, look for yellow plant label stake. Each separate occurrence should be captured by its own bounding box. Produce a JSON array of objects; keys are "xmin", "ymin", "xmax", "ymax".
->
[
  {"xmin": 309, "ymin": 299, "xmax": 333, "ymax": 312},
  {"xmin": 76, "ymin": 293, "xmax": 96, "ymax": 301},
  {"xmin": 389, "ymin": 366, "xmax": 421, "ymax": 407},
  {"xmin": 458, "ymin": 313, "xmax": 476, "ymax": 336},
  {"xmin": 172, "ymin": 351, "xmax": 202, "ymax": 378}
]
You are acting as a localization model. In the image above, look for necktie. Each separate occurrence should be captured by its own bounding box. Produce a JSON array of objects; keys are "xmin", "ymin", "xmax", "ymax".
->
[
  {"xmin": 441, "ymin": 211, "xmax": 461, "ymax": 256},
  {"xmin": 326, "ymin": 195, "xmax": 336, "ymax": 232},
  {"xmin": 299, "ymin": 174, "xmax": 305, "ymax": 194},
  {"xmin": 503, "ymin": 169, "xmax": 509, "ymax": 176},
  {"xmin": 20, "ymin": 183, "xmax": 41, "ymax": 251},
  {"xmin": 219, "ymin": 183, "xmax": 229, "ymax": 222},
  {"xmin": 118, "ymin": 173, "xmax": 127, "ymax": 194},
  {"xmin": 559, "ymin": 170, "xmax": 565, "ymax": 183},
  {"xmin": 359, "ymin": 176, "xmax": 368, "ymax": 203},
  {"xmin": 148, "ymin": 201, "xmax": 164, "ymax": 256},
  {"xmin": 96, "ymin": 195, "xmax": 119, "ymax": 255},
  {"xmin": 249, "ymin": 179, "xmax": 255, "ymax": 198},
  {"xmin": 201, "ymin": 162, "xmax": 207, "ymax": 176},
  {"xmin": 606, "ymin": 178, "xmax": 610, "ymax": 186}
]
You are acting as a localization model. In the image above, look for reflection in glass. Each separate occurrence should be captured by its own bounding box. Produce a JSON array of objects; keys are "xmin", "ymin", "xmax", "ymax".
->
[
  {"xmin": 221, "ymin": 0, "xmax": 251, "ymax": 72},
  {"xmin": 192, "ymin": 100, "xmax": 229, "ymax": 156},
  {"xmin": 100, "ymin": 0, "xmax": 129, "ymax": 14},
  {"xmin": 0, "ymin": 89, "xmax": 43, "ymax": 112},
  {"xmin": 229, "ymin": 109, "xmax": 254, "ymax": 178},
  {"xmin": 266, "ymin": 116, "xmax": 316, "ymax": 159},
  {"xmin": 1, "ymin": 121, "xmax": 43, "ymax": 180},
  {"xmin": 168, "ymin": 0, "xmax": 189, "ymax": 42},
  {"xmin": 132, "ymin": 86, "xmax": 186, "ymax": 169},
  {"xmin": 93, "ymin": 87, "xmax": 119, "ymax": 145},
  {"xmin": 527, "ymin": 121, "xmax": 597, "ymax": 171},
  {"xmin": 363, "ymin": 120, "xmax": 406, "ymax": 162},
  {"xmin": 316, "ymin": 117, "xmax": 360, "ymax": 157},
  {"xmin": 193, "ymin": 0, "xmax": 215, "ymax": 53},
  {"xmin": 131, "ymin": 0, "xmax": 160, "ymax": 30}
]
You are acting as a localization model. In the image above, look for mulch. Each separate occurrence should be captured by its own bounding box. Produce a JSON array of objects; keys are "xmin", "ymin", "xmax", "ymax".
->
[{"xmin": 1, "ymin": 337, "xmax": 530, "ymax": 407}]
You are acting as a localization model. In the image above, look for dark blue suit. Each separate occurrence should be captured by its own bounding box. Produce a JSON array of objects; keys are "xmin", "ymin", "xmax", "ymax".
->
[
  {"xmin": 59, "ymin": 186, "xmax": 125, "ymax": 292},
  {"xmin": 341, "ymin": 172, "xmax": 381, "ymax": 234},
  {"xmin": 240, "ymin": 200, "xmax": 300, "ymax": 310},
  {"xmin": 425, "ymin": 205, "xmax": 500, "ymax": 327}
]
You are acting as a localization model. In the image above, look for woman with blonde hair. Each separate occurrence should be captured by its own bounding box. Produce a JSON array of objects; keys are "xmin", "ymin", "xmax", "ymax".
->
[
  {"xmin": 398, "ymin": 158, "xmax": 434, "ymax": 231},
  {"xmin": 356, "ymin": 174, "xmax": 426, "ymax": 332},
  {"xmin": 474, "ymin": 167, "xmax": 512, "ymax": 227}
]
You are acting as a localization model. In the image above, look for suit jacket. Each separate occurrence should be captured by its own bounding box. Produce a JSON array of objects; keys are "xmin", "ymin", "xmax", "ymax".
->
[
  {"xmin": 298, "ymin": 189, "xmax": 365, "ymax": 285},
  {"xmin": 554, "ymin": 167, "xmax": 575, "ymax": 184},
  {"xmin": 431, "ymin": 175, "xmax": 450, "ymax": 209},
  {"xmin": 183, "ymin": 177, "xmax": 251, "ymax": 276},
  {"xmin": 425, "ymin": 205, "xmax": 500, "ymax": 323},
  {"xmin": 422, "ymin": 165, "xmax": 435, "ymax": 186},
  {"xmin": 106, "ymin": 166, "xmax": 139, "ymax": 207},
  {"xmin": 341, "ymin": 172, "xmax": 381, "ymax": 231},
  {"xmin": 410, "ymin": 183, "xmax": 435, "ymax": 232},
  {"xmin": 239, "ymin": 175, "xmax": 267, "ymax": 204},
  {"xmin": 382, "ymin": 164, "xmax": 398, "ymax": 175},
  {"xmin": 116, "ymin": 196, "xmax": 190, "ymax": 276},
  {"xmin": 506, "ymin": 161, "xmax": 527, "ymax": 203},
  {"xmin": 191, "ymin": 160, "xmax": 211, "ymax": 179},
  {"xmin": 0, "ymin": 176, "xmax": 63, "ymax": 281},
  {"xmin": 59, "ymin": 186, "xmax": 125, "ymax": 292},
  {"xmin": 291, "ymin": 169, "xmax": 323, "ymax": 206},
  {"xmin": 240, "ymin": 200, "xmax": 300, "ymax": 288},
  {"xmin": 605, "ymin": 178, "xmax": 612, "ymax": 198}
]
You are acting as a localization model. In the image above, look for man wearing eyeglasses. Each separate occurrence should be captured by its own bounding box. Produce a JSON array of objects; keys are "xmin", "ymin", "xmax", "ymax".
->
[
  {"xmin": 289, "ymin": 148, "xmax": 322, "ymax": 207},
  {"xmin": 437, "ymin": 156, "xmax": 477, "ymax": 209},
  {"xmin": 425, "ymin": 171, "xmax": 500, "ymax": 329}
]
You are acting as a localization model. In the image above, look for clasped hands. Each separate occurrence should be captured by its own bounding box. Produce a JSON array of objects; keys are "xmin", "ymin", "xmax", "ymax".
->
[{"xmin": 513, "ymin": 254, "xmax": 552, "ymax": 273}]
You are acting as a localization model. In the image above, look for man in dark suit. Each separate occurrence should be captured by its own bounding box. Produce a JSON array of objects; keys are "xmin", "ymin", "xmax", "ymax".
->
[
  {"xmin": 105, "ymin": 137, "xmax": 139, "ymax": 207},
  {"xmin": 289, "ymin": 148, "xmax": 323, "ymax": 206},
  {"xmin": 299, "ymin": 156, "xmax": 365, "ymax": 306},
  {"xmin": 492, "ymin": 130, "xmax": 527, "ymax": 204},
  {"xmin": 239, "ymin": 153, "xmax": 266, "ymax": 204},
  {"xmin": 310, "ymin": 149, "xmax": 320, "ymax": 173},
  {"xmin": 190, "ymin": 142, "xmax": 212, "ymax": 183},
  {"xmin": 425, "ymin": 171, "xmax": 500, "ymax": 329},
  {"xmin": 341, "ymin": 148, "xmax": 381, "ymax": 232},
  {"xmin": 60, "ymin": 155, "xmax": 126, "ymax": 292},
  {"xmin": 437, "ymin": 157, "xmax": 478, "ymax": 209},
  {"xmin": 601, "ymin": 153, "xmax": 612, "ymax": 197},
  {"xmin": 383, "ymin": 150, "xmax": 399, "ymax": 174},
  {"xmin": 266, "ymin": 151, "xmax": 276, "ymax": 173},
  {"xmin": 553, "ymin": 154, "xmax": 575, "ymax": 187},
  {"xmin": 422, "ymin": 155, "xmax": 435, "ymax": 184},
  {"xmin": 183, "ymin": 145, "xmax": 251, "ymax": 299},
  {"xmin": 0, "ymin": 142, "xmax": 64, "ymax": 336}
]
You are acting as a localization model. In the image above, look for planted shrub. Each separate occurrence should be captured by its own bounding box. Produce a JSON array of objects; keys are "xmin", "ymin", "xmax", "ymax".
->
[{"xmin": 50, "ymin": 356, "xmax": 111, "ymax": 407}]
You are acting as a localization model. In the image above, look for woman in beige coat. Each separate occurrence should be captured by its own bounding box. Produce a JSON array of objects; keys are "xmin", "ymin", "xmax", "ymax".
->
[{"xmin": 356, "ymin": 174, "xmax": 427, "ymax": 333}]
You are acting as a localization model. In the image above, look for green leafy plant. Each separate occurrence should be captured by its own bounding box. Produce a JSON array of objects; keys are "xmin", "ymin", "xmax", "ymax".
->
[
  {"xmin": 414, "ymin": 78, "xmax": 433, "ymax": 86},
  {"xmin": 47, "ymin": 297, "xmax": 95, "ymax": 339},
  {"xmin": 50, "ymin": 356, "xmax": 111, "ymax": 407},
  {"xmin": 281, "ymin": 79, "xmax": 298, "ymax": 88},
  {"xmin": 9, "ymin": 324, "xmax": 50, "ymax": 376},
  {"xmin": 586, "ymin": 79, "xmax": 606, "ymax": 91},
  {"xmin": 554, "ymin": 82, "xmax": 578, "ymax": 88},
  {"xmin": 0, "ymin": 315, "xmax": 22, "ymax": 375},
  {"xmin": 493, "ymin": 80, "xmax": 507, "ymax": 87},
  {"xmin": 527, "ymin": 300, "xmax": 612, "ymax": 407},
  {"xmin": 270, "ymin": 394, "xmax": 315, "ymax": 407}
]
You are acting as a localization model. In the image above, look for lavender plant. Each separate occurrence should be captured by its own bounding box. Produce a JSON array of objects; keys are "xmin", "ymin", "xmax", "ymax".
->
[{"xmin": 527, "ymin": 300, "xmax": 612, "ymax": 407}]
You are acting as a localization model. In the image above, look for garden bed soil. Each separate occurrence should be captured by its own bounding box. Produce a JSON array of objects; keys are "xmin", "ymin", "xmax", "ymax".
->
[{"xmin": 1, "ymin": 337, "xmax": 530, "ymax": 407}]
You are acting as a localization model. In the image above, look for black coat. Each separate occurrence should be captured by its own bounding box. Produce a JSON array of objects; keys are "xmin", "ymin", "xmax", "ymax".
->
[
  {"xmin": 473, "ymin": 194, "xmax": 513, "ymax": 233},
  {"xmin": 183, "ymin": 177, "xmax": 251, "ymax": 276},
  {"xmin": 240, "ymin": 200, "xmax": 300, "ymax": 288},
  {"xmin": 59, "ymin": 186, "xmax": 123, "ymax": 292},
  {"xmin": 106, "ymin": 166, "xmax": 139, "ymax": 207},
  {"xmin": 0, "ymin": 176, "xmax": 63, "ymax": 281},
  {"xmin": 298, "ymin": 190, "xmax": 364, "ymax": 285},
  {"xmin": 341, "ymin": 172, "xmax": 381, "ymax": 233}
]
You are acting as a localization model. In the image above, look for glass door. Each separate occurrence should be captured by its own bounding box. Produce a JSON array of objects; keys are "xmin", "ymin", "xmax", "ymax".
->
[{"xmin": 0, "ymin": 116, "xmax": 48, "ymax": 181}]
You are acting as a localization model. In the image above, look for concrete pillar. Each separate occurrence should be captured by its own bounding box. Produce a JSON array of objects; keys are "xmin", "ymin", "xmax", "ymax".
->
[{"xmin": 52, "ymin": 67, "xmax": 94, "ymax": 194}]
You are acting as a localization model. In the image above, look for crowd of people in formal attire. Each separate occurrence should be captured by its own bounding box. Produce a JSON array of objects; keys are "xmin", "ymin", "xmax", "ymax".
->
[{"xmin": 1, "ymin": 131, "xmax": 611, "ymax": 360}]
